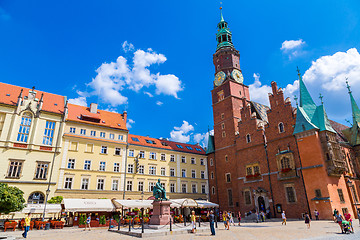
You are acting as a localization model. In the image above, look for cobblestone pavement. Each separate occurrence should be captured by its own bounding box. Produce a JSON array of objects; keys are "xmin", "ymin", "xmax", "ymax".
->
[{"xmin": 1, "ymin": 220, "xmax": 359, "ymax": 240}]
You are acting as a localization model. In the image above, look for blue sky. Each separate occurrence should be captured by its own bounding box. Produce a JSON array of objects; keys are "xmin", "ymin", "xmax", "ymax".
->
[{"xmin": 1, "ymin": 0, "xmax": 360, "ymax": 146}]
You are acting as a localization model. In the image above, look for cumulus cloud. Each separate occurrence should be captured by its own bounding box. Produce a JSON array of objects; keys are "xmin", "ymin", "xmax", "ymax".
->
[
  {"xmin": 72, "ymin": 42, "xmax": 183, "ymax": 107},
  {"xmin": 156, "ymin": 101, "xmax": 163, "ymax": 106},
  {"xmin": 281, "ymin": 39, "xmax": 306, "ymax": 59},
  {"xmin": 169, "ymin": 121, "xmax": 194, "ymax": 143},
  {"xmin": 249, "ymin": 73, "xmax": 272, "ymax": 106},
  {"xmin": 122, "ymin": 41, "xmax": 134, "ymax": 52},
  {"xmin": 127, "ymin": 119, "xmax": 135, "ymax": 129},
  {"xmin": 193, "ymin": 129, "xmax": 214, "ymax": 148},
  {"xmin": 68, "ymin": 96, "xmax": 87, "ymax": 107}
]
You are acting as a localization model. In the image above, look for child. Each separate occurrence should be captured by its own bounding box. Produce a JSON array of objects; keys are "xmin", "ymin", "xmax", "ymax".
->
[{"xmin": 191, "ymin": 211, "xmax": 196, "ymax": 233}]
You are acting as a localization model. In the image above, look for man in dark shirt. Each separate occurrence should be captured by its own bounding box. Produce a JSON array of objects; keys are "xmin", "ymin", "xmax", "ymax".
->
[{"xmin": 207, "ymin": 210, "xmax": 216, "ymax": 236}]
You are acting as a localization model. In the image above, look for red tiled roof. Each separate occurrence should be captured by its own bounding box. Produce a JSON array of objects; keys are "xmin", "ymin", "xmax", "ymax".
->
[
  {"xmin": 0, "ymin": 82, "xmax": 65, "ymax": 114},
  {"xmin": 67, "ymin": 103, "xmax": 127, "ymax": 130},
  {"xmin": 128, "ymin": 134, "xmax": 206, "ymax": 155}
]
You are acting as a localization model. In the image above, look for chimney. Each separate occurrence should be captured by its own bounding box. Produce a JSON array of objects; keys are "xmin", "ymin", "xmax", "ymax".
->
[
  {"xmin": 123, "ymin": 111, "xmax": 127, "ymax": 122},
  {"xmin": 90, "ymin": 103, "xmax": 98, "ymax": 113}
]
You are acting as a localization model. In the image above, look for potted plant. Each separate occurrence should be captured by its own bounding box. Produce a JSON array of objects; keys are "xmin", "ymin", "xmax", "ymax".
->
[
  {"xmin": 78, "ymin": 214, "xmax": 86, "ymax": 228},
  {"xmin": 99, "ymin": 215, "xmax": 106, "ymax": 227}
]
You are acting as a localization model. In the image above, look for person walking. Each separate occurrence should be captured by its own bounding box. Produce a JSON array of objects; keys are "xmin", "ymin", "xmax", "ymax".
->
[
  {"xmin": 22, "ymin": 213, "xmax": 31, "ymax": 239},
  {"xmin": 335, "ymin": 211, "xmax": 344, "ymax": 233},
  {"xmin": 207, "ymin": 210, "xmax": 216, "ymax": 236},
  {"xmin": 237, "ymin": 211, "xmax": 241, "ymax": 226},
  {"xmin": 222, "ymin": 211, "xmax": 228, "ymax": 229},
  {"xmin": 84, "ymin": 214, "xmax": 91, "ymax": 231},
  {"xmin": 344, "ymin": 211, "xmax": 354, "ymax": 233},
  {"xmin": 228, "ymin": 212, "xmax": 235, "ymax": 226},
  {"xmin": 304, "ymin": 212, "xmax": 311, "ymax": 229},
  {"xmin": 191, "ymin": 210, "xmax": 196, "ymax": 233},
  {"xmin": 314, "ymin": 209, "xmax": 319, "ymax": 220},
  {"xmin": 281, "ymin": 211, "xmax": 286, "ymax": 225}
]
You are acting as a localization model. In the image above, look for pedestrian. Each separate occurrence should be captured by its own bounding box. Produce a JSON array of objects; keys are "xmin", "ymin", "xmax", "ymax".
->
[
  {"xmin": 281, "ymin": 211, "xmax": 286, "ymax": 225},
  {"xmin": 304, "ymin": 212, "xmax": 311, "ymax": 229},
  {"xmin": 237, "ymin": 211, "xmax": 241, "ymax": 226},
  {"xmin": 207, "ymin": 210, "xmax": 216, "ymax": 236},
  {"xmin": 191, "ymin": 210, "xmax": 196, "ymax": 233},
  {"xmin": 335, "ymin": 211, "xmax": 344, "ymax": 233},
  {"xmin": 223, "ymin": 211, "xmax": 228, "ymax": 229},
  {"xmin": 228, "ymin": 212, "xmax": 235, "ymax": 226},
  {"xmin": 314, "ymin": 209, "xmax": 319, "ymax": 220},
  {"xmin": 84, "ymin": 214, "xmax": 91, "ymax": 231},
  {"xmin": 225, "ymin": 211, "xmax": 230, "ymax": 230},
  {"xmin": 22, "ymin": 213, "xmax": 31, "ymax": 239},
  {"xmin": 261, "ymin": 211, "xmax": 265, "ymax": 222},
  {"xmin": 255, "ymin": 211, "xmax": 260, "ymax": 223},
  {"xmin": 344, "ymin": 211, "xmax": 354, "ymax": 233},
  {"xmin": 333, "ymin": 209, "xmax": 338, "ymax": 222}
]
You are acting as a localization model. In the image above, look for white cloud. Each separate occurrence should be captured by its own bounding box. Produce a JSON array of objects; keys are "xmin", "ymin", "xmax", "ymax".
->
[
  {"xmin": 122, "ymin": 41, "xmax": 134, "ymax": 53},
  {"xmin": 155, "ymin": 74, "xmax": 183, "ymax": 98},
  {"xmin": 127, "ymin": 119, "xmax": 135, "ymax": 129},
  {"xmin": 144, "ymin": 92, "xmax": 153, "ymax": 97},
  {"xmin": 281, "ymin": 39, "xmax": 306, "ymax": 59},
  {"xmin": 169, "ymin": 121, "xmax": 194, "ymax": 143},
  {"xmin": 156, "ymin": 101, "xmax": 163, "ymax": 106},
  {"xmin": 68, "ymin": 96, "xmax": 87, "ymax": 107},
  {"xmin": 193, "ymin": 129, "xmax": 214, "ymax": 148},
  {"xmin": 73, "ymin": 42, "xmax": 183, "ymax": 107},
  {"xmin": 249, "ymin": 73, "xmax": 272, "ymax": 106}
]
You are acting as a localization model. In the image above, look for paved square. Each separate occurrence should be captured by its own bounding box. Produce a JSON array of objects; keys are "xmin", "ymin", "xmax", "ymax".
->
[{"xmin": 1, "ymin": 220, "xmax": 359, "ymax": 240}]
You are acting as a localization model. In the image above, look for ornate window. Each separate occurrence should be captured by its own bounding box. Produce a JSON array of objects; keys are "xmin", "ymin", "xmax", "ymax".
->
[
  {"xmin": 17, "ymin": 112, "xmax": 32, "ymax": 142},
  {"xmin": 278, "ymin": 122, "xmax": 285, "ymax": 133},
  {"xmin": 28, "ymin": 192, "xmax": 44, "ymax": 204},
  {"xmin": 280, "ymin": 157, "xmax": 291, "ymax": 169},
  {"xmin": 245, "ymin": 164, "xmax": 261, "ymax": 177}
]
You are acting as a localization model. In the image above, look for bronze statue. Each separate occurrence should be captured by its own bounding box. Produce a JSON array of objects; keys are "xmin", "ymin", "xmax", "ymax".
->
[{"xmin": 153, "ymin": 179, "xmax": 167, "ymax": 201}]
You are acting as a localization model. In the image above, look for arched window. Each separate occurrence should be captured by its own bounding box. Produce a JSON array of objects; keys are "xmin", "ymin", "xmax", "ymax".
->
[
  {"xmin": 278, "ymin": 122, "xmax": 285, "ymax": 133},
  {"xmin": 212, "ymin": 186, "xmax": 216, "ymax": 195},
  {"xmin": 210, "ymin": 158, "xmax": 213, "ymax": 166},
  {"xmin": 225, "ymin": 155, "xmax": 228, "ymax": 162},
  {"xmin": 246, "ymin": 134, "xmax": 251, "ymax": 143},
  {"xmin": 17, "ymin": 112, "xmax": 32, "ymax": 142},
  {"xmin": 28, "ymin": 192, "xmax": 45, "ymax": 204},
  {"xmin": 280, "ymin": 157, "xmax": 291, "ymax": 169}
]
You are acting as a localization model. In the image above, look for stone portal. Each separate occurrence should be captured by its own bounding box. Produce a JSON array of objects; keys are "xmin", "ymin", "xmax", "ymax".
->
[{"xmin": 149, "ymin": 200, "xmax": 172, "ymax": 225}]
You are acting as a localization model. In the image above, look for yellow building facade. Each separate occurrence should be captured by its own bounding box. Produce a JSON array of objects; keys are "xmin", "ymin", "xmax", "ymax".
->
[
  {"xmin": 55, "ymin": 103, "xmax": 129, "ymax": 199},
  {"xmin": 124, "ymin": 135, "xmax": 208, "ymax": 200},
  {"xmin": 0, "ymin": 83, "xmax": 67, "ymax": 209}
]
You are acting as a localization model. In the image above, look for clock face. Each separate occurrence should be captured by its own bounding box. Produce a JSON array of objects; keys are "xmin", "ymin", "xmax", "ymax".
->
[
  {"xmin": 231, "ymin": 69, "xmax": 244, "ymax": 84},
  {"xmin": 214, "ymin": 71, "xmax": 226, "ymax": 86}
]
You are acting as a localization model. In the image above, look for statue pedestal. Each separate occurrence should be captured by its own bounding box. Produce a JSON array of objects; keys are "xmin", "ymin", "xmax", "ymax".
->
[{"xmin": 149, "ymin": 200, "xmax": 172, "ymax": 225}]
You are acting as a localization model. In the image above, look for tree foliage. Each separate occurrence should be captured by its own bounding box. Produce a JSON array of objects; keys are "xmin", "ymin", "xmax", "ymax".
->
[
  {"xmin": 47, "ymin": 196, "xmax": 63, "ymax": 204},
  {"xmin": 0, "ymin": 183, "xmax": 25, "ymax": 214}
]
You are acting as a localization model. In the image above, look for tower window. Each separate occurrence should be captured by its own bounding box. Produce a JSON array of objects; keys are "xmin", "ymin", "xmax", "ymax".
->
[
  {"xmin": 279, "ymin": 122, "xmax": 285, "ymax": 133},
  {"xmin": 246, "ymin": 134, "xmax": 251, "ymax": 143},
  {"xmin": 222, "ymin": 131, "xmax": 226, "ymax": 138},
  {"xmin": 218, "ymin": 37, "xmax": 221, "ymax": 43},
  {"xmin": 222, "ymin": 35, "xmax": 226, "ymax": 42}
]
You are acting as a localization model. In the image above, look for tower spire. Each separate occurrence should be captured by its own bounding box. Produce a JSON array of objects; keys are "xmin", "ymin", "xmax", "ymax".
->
[
  {"xmin": 216, "ymin": 6, "xmax": 234, "ymax": 50},
  {"xmin": 297, "ymin": 67, "xmax": 316, "ymax": 108},
  {"xmin": 346, "ymin": 80, "xmax": 360, "ymax": 124}
]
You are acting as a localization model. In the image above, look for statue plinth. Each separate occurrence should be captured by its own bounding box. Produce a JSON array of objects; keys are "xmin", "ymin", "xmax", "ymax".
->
[{"xmin": 149, "ymin": 200, "xmax": 172, "ymax": 225}]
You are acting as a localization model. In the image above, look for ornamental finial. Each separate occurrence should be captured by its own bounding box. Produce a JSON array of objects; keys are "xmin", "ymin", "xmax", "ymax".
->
[
  {"xmin": 319, "ymin": 93, "xmax": 323, "ymax": 105},
  {"xmin": 346, "ymin": 78, "xmax": 352, "ymax": 94},
  {"xmin": 294, "ymin": 95, "xmax": 298, "ymax": 107}
]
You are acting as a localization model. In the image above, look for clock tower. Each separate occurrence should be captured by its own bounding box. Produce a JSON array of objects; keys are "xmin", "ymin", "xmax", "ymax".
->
[{"xmin": 208, "ymin": 8, "xmax": 250, "ymax": 209}]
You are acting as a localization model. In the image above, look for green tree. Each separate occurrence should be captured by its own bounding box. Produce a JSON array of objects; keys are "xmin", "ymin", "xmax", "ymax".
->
[
  {"xmin": 0, "ymin": 183, "xmax": 25, "ymax": 214},
  {"xmin": 47, "ymin": 196, "xmax": 63, "ymax": 204}
]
